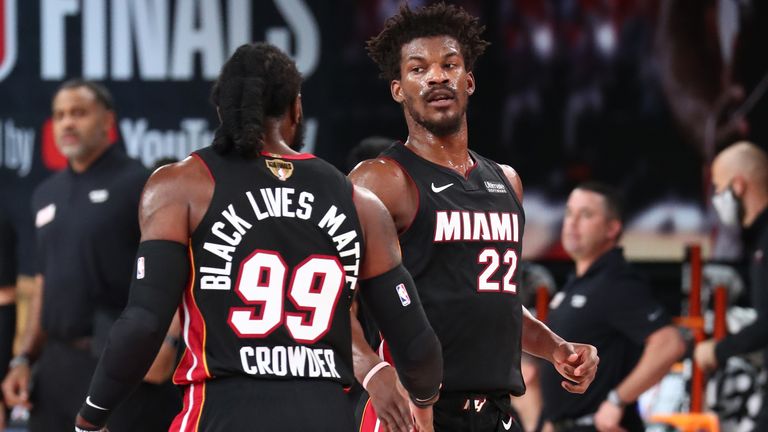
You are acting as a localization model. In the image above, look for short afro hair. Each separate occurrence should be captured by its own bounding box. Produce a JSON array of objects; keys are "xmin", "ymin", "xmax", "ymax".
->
[{"xmin": 366, "ymin": 2, "xmax": 490, "ymax": 82}]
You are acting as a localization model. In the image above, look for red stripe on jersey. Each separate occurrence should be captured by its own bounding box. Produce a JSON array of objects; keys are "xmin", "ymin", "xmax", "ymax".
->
[
  {"xmin": 259, "ymin": 151, "xmax": 316, "ymax": 160},
  {"xmin": 173, "ymin": 247, "xmax": 211, "ymax": 384},
  {"xmin": 358, "ymin": 397, "xmax": 380, "ymax": 432},
  {"xmin": 378, "ymin": 338, "xmax": 394, "ymax": 364},
  {"xmin": 169, "ymin": 382, "xmax": 206, "ymax": 432}
]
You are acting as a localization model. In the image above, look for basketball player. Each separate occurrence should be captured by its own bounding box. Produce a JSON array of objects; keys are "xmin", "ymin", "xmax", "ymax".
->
[
  {"xmin": 74, "ymin": 43, "xmax": 442, "ymax": 432},
  {"xmin": 350, "ymin": 4, "xmax": 599, "ymax": 431}
]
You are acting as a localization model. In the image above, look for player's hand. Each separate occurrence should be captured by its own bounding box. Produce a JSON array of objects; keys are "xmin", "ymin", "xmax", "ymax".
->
[
  {"xmin": 551, "ymin": 342, "xmax": 599, "ymax": 393},
  {"xmin": 366, "ymin": 365, "xmax": 414, "ymax": 432},
  {"xmin": 593, "ymin": 400, "xmax": 627, "ymax": 432},
  {"xmin": 2, "ymin": 363, "xmax": 32, "ymax": 408},
  {"xmin": 409, "ymin": 401, "xmax": 434, "ymax": 432},
  {"xmin": 694, "ymin": 339, "xmax": 718, "ymax": 373}
]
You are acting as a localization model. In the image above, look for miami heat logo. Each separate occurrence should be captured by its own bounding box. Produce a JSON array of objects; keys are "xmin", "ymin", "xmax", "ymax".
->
[
  {"xmin": 265, "ymin": 159, "xmax": 294, "ymax": 181},
  {"xmin": 0, "ymin": 0, "xmax": 17, "ymax": 81}
]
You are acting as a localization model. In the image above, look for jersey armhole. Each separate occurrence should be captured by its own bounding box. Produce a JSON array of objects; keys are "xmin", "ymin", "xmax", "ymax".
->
[
  {"xmin": 379, "ymin": 156, "xmax": 421, "ymax": 238},
  {"xmin": 191, "ymin": 152, "xmax": 215, "ymax": 183}
]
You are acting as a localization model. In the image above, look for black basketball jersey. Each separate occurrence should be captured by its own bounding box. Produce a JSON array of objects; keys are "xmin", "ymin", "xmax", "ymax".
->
[
  {"xmin": 173, "ymin": 147, "xmax": 364, "ymax": 388},
  {"xmin": 381, "ymin": 142, "xmax": 525, "ymax": 395}
]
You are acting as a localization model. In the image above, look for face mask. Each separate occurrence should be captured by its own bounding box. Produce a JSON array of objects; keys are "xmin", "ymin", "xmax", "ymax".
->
[{"xmin": 712, "ymin": 187, "xmax": 741, "ymax": 227}]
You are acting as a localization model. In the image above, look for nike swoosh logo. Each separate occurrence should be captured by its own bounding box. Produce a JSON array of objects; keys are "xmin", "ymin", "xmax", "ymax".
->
[
  {"xmin": 431, "ymin": 182, "xmax": 454, "ymax": 193},
  {"xmin": 502, "ymin": 416, "xmax": 513, "ymax": 430},
  {"xmin": 86, "ymin": 396, "xmax": 109, "ymax": 411}
]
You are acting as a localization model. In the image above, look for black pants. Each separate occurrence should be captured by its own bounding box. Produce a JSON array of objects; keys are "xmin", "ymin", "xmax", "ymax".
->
[
  {"xmin": 172, "ymin": 377, "xmax": 355, "ymax": 431},
  {"xmin": 549, "ymin": 407, "xmax": 644, "ymax": 432},
  {"xmin": 29, "ymin": 340, "xmax": 180, "ymax": 432},
  {"xmin": 433, "ymin": 392, "xmax": 522, "ymax": 432}
]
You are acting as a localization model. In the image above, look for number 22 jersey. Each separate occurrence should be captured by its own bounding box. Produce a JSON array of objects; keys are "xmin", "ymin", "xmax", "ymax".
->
[
  {"xmin": 173, "ymin": 147, "xmax": 364, "ymax": 388},
  {"xmin": 381, "ymin": 142, "xmax": 525, "ymax": 395}
]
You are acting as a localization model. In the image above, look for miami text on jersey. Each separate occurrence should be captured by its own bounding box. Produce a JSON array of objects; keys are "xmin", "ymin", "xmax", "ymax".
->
[{"xmin": 434, "ymin": 211, "xmax": 521, "ymax": 242}]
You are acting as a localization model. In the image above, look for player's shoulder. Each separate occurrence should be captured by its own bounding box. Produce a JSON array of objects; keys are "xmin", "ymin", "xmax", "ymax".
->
[
  {"xmin": 348, "ymin": 157, "xmax": 409, "ymax": 188},
  {"xmin": 143, "ymin": 155, "xmax": 209, "ymax": 201}
]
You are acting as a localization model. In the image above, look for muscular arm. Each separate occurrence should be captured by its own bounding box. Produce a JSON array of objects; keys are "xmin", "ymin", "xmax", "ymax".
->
[
  {"xmin": 614, "ymin": 326, "xmax": 684, "ymax": 403},
  {"xmin": 594, "ymin": 325, "xmax": 684, "ymax": 430},
  {"xmin": 354, "ymin": 185, "xmax": 442, "ymax": 397},
  {"xmin": 349, "ymin": 158, "xmax": 417, "ymax": 233},
  {"xmin": 76, "ymin": 157, "xmax": 211, "ymax": 429}
]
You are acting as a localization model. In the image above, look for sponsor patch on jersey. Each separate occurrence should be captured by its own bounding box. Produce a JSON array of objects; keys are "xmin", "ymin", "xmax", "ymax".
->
[
  {"xmin": 35, "ymin": 203, "xmax": 55, "ymax": 228},
  {"xmin": 266, "ymin": 159, "xmax": 294, "ymax": 181},
  {"xmin": 483, "ymin": 180, "xmax": 507, "ymax": 194},
  {"xmin": 88, "ymin": 189, "xmax": 109, "ymax": 203},
  {"xmin": 136, "ymin": 257, "xmax": 145, "ymax": 279},
  {"xmin": 395, "ymin": 283, "xmax": 411, "ymax": 306}
]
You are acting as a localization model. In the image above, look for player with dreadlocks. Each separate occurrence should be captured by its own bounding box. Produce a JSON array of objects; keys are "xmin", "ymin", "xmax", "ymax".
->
[
  {"xmin": 349, "ymin": 3, "xmax": 600, "ymax": 432},
  {"xmin": 74, "ymin": 42, "xmax": 443, "ymax": 432}
]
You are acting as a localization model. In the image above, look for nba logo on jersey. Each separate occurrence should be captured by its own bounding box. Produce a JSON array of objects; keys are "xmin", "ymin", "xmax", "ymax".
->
[
  {"xmin": 266, "ymin": 159, "xmax": 294, "ymax": 181},
  {"xmin": 395, "ymin": 283, "xmax": 411, "ymax": 306},
  {"xmin": 136, "ymin": 257, "xmax": 145, "ymax": 279}
]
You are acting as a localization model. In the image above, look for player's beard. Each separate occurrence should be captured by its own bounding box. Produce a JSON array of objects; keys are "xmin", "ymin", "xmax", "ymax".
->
[
  {"xmin": 290, "ymin": 118, "xmax": 306, "ymax": 151},
  {"xmin": 404, "ymin": 98, "xmax": 465, "ymax": 137}
]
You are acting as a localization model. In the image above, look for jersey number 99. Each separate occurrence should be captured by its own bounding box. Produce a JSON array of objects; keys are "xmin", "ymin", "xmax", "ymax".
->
[{"xmin": 227, "ymin": 250, "xmax": 344, "ymax": 343}]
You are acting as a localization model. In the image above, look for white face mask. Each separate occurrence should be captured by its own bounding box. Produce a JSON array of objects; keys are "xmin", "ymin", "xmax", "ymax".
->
[{"xmin": 712, "ymin": 187, "xmax": 741, "ymax": 227}]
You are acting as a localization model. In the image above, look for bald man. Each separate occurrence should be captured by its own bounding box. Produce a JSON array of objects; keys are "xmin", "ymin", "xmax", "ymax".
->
[{"xmin": 695, "ymin": 141, "xmax": 768, "ymax": 429}]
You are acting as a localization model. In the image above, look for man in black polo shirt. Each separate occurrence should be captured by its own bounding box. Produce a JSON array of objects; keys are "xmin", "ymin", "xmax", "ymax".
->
[
  {"xmin": 0, "ymin": 80, "xmax": 180, "ymax": 432},
  {"xmin": 695, "ymin": 141, "xmax": 768, "ymax": 430},
  {"xmin": 0, "ymin": 209, "xmax": 17, "ymax": 428},
  {"xmin": 540, "ymin": 182, "xmax": 685, "ymax": 432}
]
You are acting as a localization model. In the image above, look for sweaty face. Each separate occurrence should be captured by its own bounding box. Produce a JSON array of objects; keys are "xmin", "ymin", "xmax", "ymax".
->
[
  {"xmin": 561, "ymin": 189, "xmax": 619, "ymax": 261},
  {"xmin": 52, "ymin": 87, "xmax": 112, "ymax": 162},
  {"xmin": 394, "ymin": 36, "xmax": 474, "ymax": 136}
]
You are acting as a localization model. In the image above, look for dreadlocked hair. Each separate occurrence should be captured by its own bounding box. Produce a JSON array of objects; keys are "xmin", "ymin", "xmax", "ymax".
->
[
  {"xmin": 366, "ymin": 2, "xmax": 490, "ymax": 82},
  {"xmin": 210, "ymin": 43, "xmax": 302, "ymax": 158}
]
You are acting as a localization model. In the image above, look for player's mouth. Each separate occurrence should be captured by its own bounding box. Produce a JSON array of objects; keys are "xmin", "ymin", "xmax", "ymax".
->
[{"xmin": 424, "ymin": 88, "xmax": 456, "ymax": 108}]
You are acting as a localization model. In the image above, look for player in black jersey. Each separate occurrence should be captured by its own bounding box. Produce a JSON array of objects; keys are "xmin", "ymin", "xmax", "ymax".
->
[
  {"xmin": 350, "ymin": 4, "xmax": 600, "ymax": 432},
  {"xmin": 74, "ymin": 43, "xmax": 442, "ymax": 432}
]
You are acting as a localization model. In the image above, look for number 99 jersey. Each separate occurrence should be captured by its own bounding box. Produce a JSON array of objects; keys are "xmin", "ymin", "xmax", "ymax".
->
[{"xmin": 173, "ymin": 147, "xmax": 364, "ymax": 389}]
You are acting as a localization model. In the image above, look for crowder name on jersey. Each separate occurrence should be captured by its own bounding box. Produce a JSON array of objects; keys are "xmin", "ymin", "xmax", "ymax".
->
[
  {"xmin": 239, "ymin": 345, "xmax": 341, "ymax": 380},
  {"xmin": 198, "ymin": 187, "xmax": 361, "ymax": 292}
]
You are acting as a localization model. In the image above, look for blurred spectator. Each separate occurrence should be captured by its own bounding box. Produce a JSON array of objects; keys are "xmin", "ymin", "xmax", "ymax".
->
[
  {"xmin": 0, "ymin": 210, "xmax": 17, "ymax": 430},
  {"xmin": 695, "ymin": 141, "xmax": 768, "ymax": 430},
  {"xmin": 345, "ymin": 136, "xmax": 394, "ymax": 173},
  {"xmin": 540, "ymin": 182, "xmax": 685, "ymax": 432},
  {"xmin": 0, "ymin": 79, "xmax": 180, "ymax": 432}
]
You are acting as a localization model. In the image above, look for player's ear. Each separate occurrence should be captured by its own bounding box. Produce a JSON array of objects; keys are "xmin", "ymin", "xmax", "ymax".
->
[
  {"xmin": 606, "ymin": 219, "xmax": 622, "ymax": 242},
  {"xmin": 466, "ymin": 71, "xmax": 475, "ymax": 96},
  {"xmin": 291, "ymin": 93, "xmax": 303, "ymax": 126},
  {"xmin": 391, "ymin": 80, "xmax": 405, "ymax": 103}
]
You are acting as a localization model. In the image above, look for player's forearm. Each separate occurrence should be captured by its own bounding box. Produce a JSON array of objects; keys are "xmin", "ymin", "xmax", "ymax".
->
[
  {"xmin": 351, "ymin": 306, "xmax": 385, "ymax": 383},
  {"xmin": 615, "ymin": 326, "xmax": 684, "ymax": 402},
  {"xmin": 715, "ymin": 315, "xmax": 768, "ymax": 363},
  {"xmin": 520, "ymin": 306, "xmax": 565, "ymax": 362}
]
